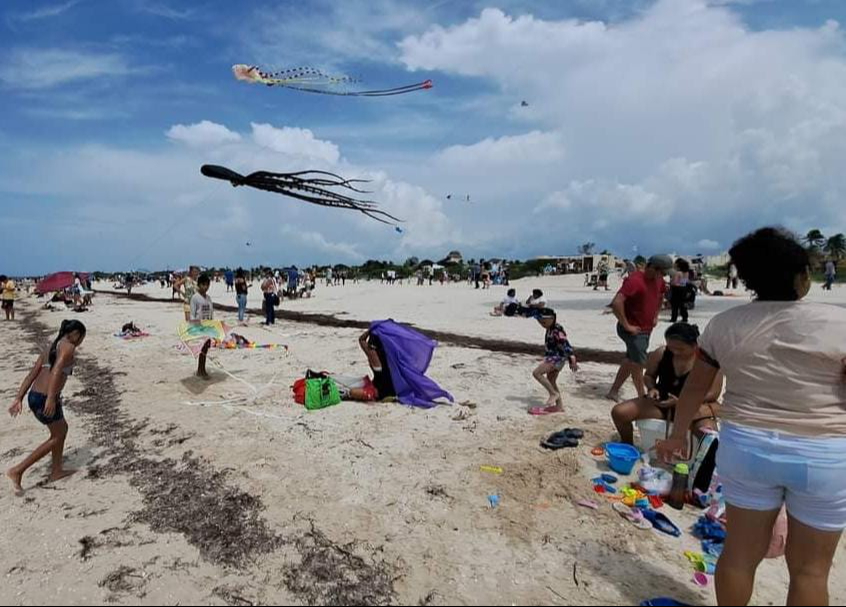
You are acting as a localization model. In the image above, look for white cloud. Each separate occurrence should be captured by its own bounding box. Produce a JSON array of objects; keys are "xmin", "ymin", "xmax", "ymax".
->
[
  {"xmin": 280, "ymin": 226, "xmax": 364, "ymax": 261},
  {"xmin": 399, "ymin": 0, "xmax": 846, "ymax": 251},
  {"xmin": 167, "ymin": 120, "xmax": 242, "ymax": 147},
  {"xmin": 250, "ymin": 123, "xmax": 340, "ymax": 164},
  {"xmin": 436, "ymin": 131, "xmax": 565, "ymax": 168},
  {"xmin": 0, "ymin": 48, "xmax": 132, "ymax": 90},
  {"xmin": 133, "ymin": 1, "xmax": 194, "ymax": 20},
  {"xmin": 0, "ymin": 120, "xmax": 460, "ymax": 270},
  {"xmin": 698, "ymin": 239, "xmax": 721, "ymax": 249},
  {"xmin": 11, "ymin": 0, "xmax": 81, "ymax": 22}
]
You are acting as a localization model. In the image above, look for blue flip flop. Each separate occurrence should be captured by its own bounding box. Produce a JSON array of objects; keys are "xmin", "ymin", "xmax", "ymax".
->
[{"xmin": 639, "ymin": 509, "xmax": 682, "ymax": 537}]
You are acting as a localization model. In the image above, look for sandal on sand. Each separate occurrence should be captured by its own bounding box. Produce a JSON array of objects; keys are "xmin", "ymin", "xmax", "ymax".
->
[
  {"xmin": 529, "ymin": 405, "xmax": 564, "ymax": 416},
  {"xmin": 550, "ymin": 428, "xmax": 584, "ymax": 440},
  {"xmin": 613, "ymin": 502, "xmax": 652, "ymax": 530},
  {"xmin": 640, "ymin": 509, "xmax": 682, "ymax": 537},
  {"xmin": 541, "ymin": 434, "xmax": 579, "ymax": 450}
]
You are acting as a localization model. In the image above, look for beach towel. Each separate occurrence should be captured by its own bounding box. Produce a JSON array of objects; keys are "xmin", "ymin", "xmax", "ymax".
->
[
  {"xmin": 115, "ymin": 331, "xmax": 150, "ymax": 340},
  {"xmin": 369, "ymin": 319, "xmax": 454, "ymax": 408}
]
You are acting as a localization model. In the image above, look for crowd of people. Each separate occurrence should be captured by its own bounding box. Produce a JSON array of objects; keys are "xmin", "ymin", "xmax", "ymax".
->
[{"xmin": 4, "ymin": 226, "xmax": 846, "ymax": 606}]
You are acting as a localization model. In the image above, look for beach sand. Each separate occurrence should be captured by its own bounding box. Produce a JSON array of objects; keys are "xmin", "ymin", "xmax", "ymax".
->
[{"xmin": 2, "ymin": 274, "xmax": 845, "ymax": 605}]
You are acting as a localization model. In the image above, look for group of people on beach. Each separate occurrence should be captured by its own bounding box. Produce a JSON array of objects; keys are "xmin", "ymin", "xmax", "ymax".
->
[
  {"xmin": 5, "ymin": 225, "xmax": 846, "ymax": 606},
  {"xmin": 523, "ymin": 229, "xmax": 846, "ymax": 606}
]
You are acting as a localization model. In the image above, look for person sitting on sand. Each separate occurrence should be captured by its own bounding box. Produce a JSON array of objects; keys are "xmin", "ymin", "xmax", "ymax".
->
[
  {"xmin": 530, "ymin": 308, "xmax": 578, "ymax": 416},
  {"xmin": 7, "ymin": 319, "xmax": 86, "ymax": 495},
  {"xmin": 611, "ymin": 322, "xmax": 722, "ymax": 445},
  {"xmin": 344, "ymin": 330, "xmax": 397, "ymax": 401},
  {"xmin": 491, "ymin": 288, "xmax": 520, "ymax": 317},
  {"xmin": 520, "ymin": 289, "xmax": 547, "ymax": 318},
  {"xmin": 190, "ymin": 274, "xmax": 214, "ymax": 379}
]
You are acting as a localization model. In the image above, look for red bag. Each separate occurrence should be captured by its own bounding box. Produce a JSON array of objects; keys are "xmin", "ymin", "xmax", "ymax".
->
[{"xmin": 292, "ymin": 378, "xmax": 307, "ymax": 405}]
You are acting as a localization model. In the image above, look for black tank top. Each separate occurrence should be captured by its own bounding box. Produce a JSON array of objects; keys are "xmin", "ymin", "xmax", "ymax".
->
[{"xmin": 656, "ymin": 349, "xmax": 690, "ymax": 401}]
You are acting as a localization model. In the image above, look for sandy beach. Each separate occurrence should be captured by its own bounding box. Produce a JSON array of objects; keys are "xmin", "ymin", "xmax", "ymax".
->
[{"xmin": 1, "ymin": 275, "xmax": 845, "ymax": 605}]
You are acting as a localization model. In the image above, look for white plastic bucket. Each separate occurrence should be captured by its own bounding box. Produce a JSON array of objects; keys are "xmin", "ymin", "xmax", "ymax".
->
[
  {"xmin": 636, "ymin": 419, "xmax": 692, "ymax": 463},
  {"xmin": 636, "ymin": 418, "xmax": 672, "ymax": 455}
]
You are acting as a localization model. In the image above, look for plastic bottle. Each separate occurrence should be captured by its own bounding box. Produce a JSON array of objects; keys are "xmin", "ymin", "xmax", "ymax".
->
[{"xmin": 668, "ymin": 463, "xmax": 689, "ymax": 510}]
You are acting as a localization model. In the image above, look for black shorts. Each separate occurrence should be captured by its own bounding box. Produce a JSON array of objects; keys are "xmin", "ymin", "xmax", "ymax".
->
[
  {"xmin": 1, "ymin": 299, "xmax": 13, "ymax": 310},
  {"xmin": 28, "ymin": 391, "xmax": 64, "ymax": 425},
  {"xmin": 372, "ymin": 368, "xmax": 396, "ymax": 399}
]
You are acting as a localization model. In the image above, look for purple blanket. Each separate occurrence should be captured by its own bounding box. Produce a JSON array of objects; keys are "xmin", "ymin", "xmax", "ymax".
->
[{"xmin": 370, "ymin": 319, "xmax": 454, "ymax": 408}]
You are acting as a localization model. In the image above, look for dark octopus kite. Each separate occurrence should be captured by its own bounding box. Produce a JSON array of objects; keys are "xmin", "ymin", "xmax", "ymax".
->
[{"xmin": 200, "ymin": 164, "xmax": 403, "ymax": 226}]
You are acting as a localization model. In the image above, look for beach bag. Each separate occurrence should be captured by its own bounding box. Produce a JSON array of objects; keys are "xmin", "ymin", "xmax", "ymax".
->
[
  {"xmin": 689, "ymin": 432, "xmax": 718, "ymax": 493},
  {"xmin": 272, "ymin": 293, "xmax": 281, "ymax": 307},
  {"xmin": 292, "ymin": 378, "xmax": 307, "ymax": 404},
  {"xmin": 304, "ymin": 377, "xmax": 341, "ymax": 410}
]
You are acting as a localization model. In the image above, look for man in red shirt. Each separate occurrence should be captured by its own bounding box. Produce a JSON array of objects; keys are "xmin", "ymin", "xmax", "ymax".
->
[{"xmin": 606, "ymin": 254, "xmax": 673, "ymax": 401}]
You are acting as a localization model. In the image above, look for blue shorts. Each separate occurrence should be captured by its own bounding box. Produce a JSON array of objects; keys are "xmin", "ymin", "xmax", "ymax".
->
[
  {"xmin": 28, "ymin": 391, "xmax": 64, "ymax": 425},
  {"xmin": 616, "ymin": 323, "xmax": 650, "ymax": 366},
  {"xmin": 717, "ymin": 423, "xmax": 846, "ymax": 532}
]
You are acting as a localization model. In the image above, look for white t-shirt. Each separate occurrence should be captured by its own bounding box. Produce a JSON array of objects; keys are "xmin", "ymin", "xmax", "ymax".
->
[
  {"xmin": 190, "ymin": 292, "xmax": 214, "ymax": 321},
  {"xmin": 699, "ymin": 301, "xmax": 846, "ymax": 436},
  {"xmin": 501, "ymin": 295, "xmax": 519, "ymax": 306},
  {"xmin": 528, "ymin": 295, "xmax": 547, "ymax": 307}
]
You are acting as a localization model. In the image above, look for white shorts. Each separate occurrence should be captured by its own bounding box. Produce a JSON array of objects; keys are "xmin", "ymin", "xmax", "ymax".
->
[{"xmin": 717, "ymin": 422, "xmax": 846, "ymax": 532}]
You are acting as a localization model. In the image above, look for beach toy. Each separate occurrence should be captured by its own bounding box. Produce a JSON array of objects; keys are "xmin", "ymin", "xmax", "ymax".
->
[
  {"xmin": 635, "ymin": 498, "xmax": 650, "ymax": 509},
  {"xmin": 640, "ymin": 600, "xmax": 690, "ymax": 607},
  {"xmin": 591, "ymin": 446, "xmax": 605, "ymax": 457},
  {"xmin": 692, "ymin": 572, "xmax": 709, "ymax": 587},
  {"xmin": 488, "ymin": 494, "xmax": 500, "ymax": 508},
  {"xmin": 593, "ymin": 484, "xmax": 607, "ymax": 494},
  {"xmin": 601, "ymin": 473, "xmax": 618, "ymax": 484},
  {"xmin": 592, "ymin": 478, "xmax": 618, "ymax": 494},
  {"xmin": 480, "ymin": 465, "xmax": 503, "ymax": 474},
  {"xmin": 636, "ymin": 418, "xmax": 670, "ymax": 453},
  {"xmin": 648, "ymin": 495, "xmax": 664, "ymax": 509},
  {"xmin": 605, "ymin": 442, "xmax": 640, "ymax": 475},
  {"xmin": 684, "ymin": 551, "xmax": 715, "ymax": 574}
]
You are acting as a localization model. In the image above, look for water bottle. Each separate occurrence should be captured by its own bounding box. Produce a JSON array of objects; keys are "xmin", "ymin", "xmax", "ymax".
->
[{"xmin": 668, "ymin": 463, "xmax": 689, "ymax": 510}]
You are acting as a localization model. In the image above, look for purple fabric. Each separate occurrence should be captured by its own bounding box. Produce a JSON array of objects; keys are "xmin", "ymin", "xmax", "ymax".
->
[{"xmin": 369, "ymin": 319, "xmax": 453, "ymax": 408}]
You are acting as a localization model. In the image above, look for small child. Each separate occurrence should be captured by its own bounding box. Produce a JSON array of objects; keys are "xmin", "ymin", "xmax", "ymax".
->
[
  {"xmin": 530, "ymin": 308, "xmax": 578, "ymax": 415},
  {"xmin": 190, "ymin": 274, "xmax": 214, "ymax": 378}
]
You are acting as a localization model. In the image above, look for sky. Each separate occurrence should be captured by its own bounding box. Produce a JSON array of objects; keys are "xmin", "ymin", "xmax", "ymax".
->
[{"xmin": 2, "ymin": 0, "xmax": 845, "ymax": 274}]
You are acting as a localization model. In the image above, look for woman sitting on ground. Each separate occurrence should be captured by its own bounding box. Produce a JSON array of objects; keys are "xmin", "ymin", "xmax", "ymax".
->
[
  {"xmin": 521, "ymin": 289, "xmax": 547, "ymax": 318},
  {"xmin": 491, "ymin": 288, "xmax": 520, "ymax": 316},
  {"xmin": 345, "ymin": 330, "xmax": 397, "ymax": 401},
  {"xmin": 611, "ymin": 322, "xmax": 722, "ymax": 445}
]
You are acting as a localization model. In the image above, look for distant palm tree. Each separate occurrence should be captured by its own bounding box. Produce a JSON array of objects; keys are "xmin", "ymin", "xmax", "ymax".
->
[
  {"xmin": 578, "ymin": 242, "xmax": 596, "ymax": 256},
  {"xmin": 804, "ymin": 229, "xmax": 826, "ymax": 250},
  {"xmin": 824, "ymin": 233, "xmax": 846, "ymax": 260}
]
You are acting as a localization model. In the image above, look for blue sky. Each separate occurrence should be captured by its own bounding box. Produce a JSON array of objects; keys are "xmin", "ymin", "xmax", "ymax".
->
[{"xmin": 2, "ymin": 0, "xmax": 846, "ymax": 274}]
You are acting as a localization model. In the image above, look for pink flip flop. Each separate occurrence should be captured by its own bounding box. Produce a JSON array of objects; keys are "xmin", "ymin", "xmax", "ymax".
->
[{"xmin": 529, "ymin": 405, "xmax": 564, "ymax": 416}]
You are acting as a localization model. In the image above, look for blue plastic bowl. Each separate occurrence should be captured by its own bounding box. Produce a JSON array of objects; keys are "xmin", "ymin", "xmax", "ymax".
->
[{"xmin": 605, "ymin": 442, "xmax": 640, "ymax": 475}]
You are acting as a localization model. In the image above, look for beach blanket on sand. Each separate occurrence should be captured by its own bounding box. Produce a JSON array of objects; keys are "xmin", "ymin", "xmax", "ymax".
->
[
  {"xmin": 369, "ymin": 319, "xmax": 453, "ymax": 408},
  {"xmin": 115, "ymin": 331, "xmax": 150, "ymax": 340}
]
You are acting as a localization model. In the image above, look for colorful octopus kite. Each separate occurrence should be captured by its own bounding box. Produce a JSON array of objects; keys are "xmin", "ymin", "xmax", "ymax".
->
[{"xmin": 232, "ymin": 64, "xmax": 432, "ymax": 97}]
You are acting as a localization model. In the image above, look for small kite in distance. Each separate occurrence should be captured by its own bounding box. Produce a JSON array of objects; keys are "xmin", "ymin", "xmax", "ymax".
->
[
  {"xmin": 200, "ymin": 164, "xmax": 402, "ymax": 226},
  {"xmin": 521, "ymin": 100, "xmax": 529, "ymax": 107}
]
